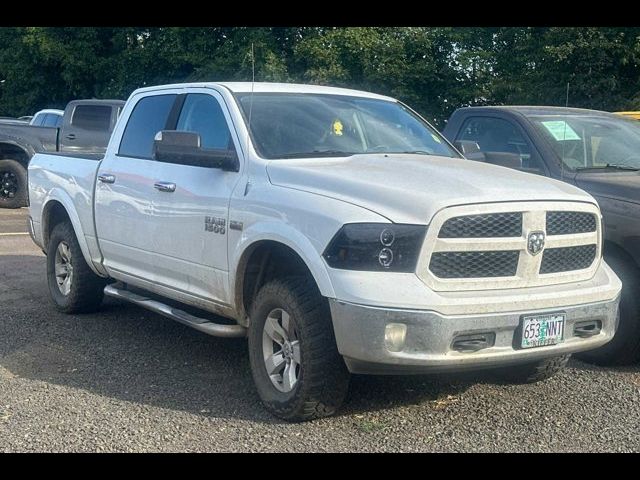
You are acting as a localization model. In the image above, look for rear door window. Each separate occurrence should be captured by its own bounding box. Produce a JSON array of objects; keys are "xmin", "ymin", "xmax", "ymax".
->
[
  {"xmin": 31, "ymin": 113, "xmax": 45, "ymax": 126},
  {"xmin": 71, "ymin": 105, "xmax": 112, "ymax": 131},
  {"xmin": 43, "ymin": 114, "xmax": 61, "ymax": 127},
  {"xmin": 118, "ymin": 94, "xmax": 177, "ymax": 159}
]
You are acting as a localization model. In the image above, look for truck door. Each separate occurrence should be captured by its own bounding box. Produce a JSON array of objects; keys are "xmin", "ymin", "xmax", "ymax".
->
[
  {"xmin": 150, "ymin": 90, "xmax": 242, "ymax": 306},
  {"xmin": 94, "ymin": 93, "xmax": 177, "ymax": 284}
]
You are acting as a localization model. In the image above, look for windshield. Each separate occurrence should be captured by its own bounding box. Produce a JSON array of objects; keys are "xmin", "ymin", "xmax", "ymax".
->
[
  {"xmin": 235, "ymin": 93, "xmax": 460, "ymax": 159},
  {"xmin": 529, "ymin": 114, "xmax": 640, "ymax": 171}
]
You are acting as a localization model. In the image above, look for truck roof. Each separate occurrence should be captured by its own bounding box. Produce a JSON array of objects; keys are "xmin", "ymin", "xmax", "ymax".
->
[
  {"xmin": 454, "ymin": 105, "xmax": 619, "ymax": 118},
  {"xmin": 67, "ymin": 99, "xmax": 125, "ymax": 107},
  {"xmin": 34, "ymin": 109, "xmax": 64, "ymax": 116},
  {"xmin": 131, "ymin": 82, "xmax": 396, "ymax": 102}
]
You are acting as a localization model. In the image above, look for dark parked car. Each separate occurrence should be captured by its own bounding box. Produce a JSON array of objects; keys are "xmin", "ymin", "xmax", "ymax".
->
[
  {"xmin": 443, "ymin": 106, "xmax": 640, "ymax": 365},
  {"xmin": 0, "ymin": 99, "xmax": 124, "ymax": 208}
]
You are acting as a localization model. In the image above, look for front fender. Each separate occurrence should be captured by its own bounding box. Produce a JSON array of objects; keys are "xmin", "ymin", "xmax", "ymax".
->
[{"xmin": 230, "ymin": 221, "xmax": 336, "ymax": 301}]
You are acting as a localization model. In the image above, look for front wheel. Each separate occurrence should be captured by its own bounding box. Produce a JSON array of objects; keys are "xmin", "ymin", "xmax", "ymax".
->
[
  {"xmin": 248, "ymin": 277, "xmax": 350, "ymax": 421},
  {"xmin": 494, "ymin": 354, "xmax": 570, "ymax": 384}
]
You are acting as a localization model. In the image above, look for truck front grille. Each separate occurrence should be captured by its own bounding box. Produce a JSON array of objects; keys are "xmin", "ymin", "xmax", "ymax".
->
[
  {"xmin": 438, "ymin": 212, "xmax": 522, "ymax": 238},
  {"xmin": 429, "ymin": 251, "xmax": 519, "ymax": 278},
  {"xmin": 418, "ymin": 202, "xmax": 601, "ymax": 292},
  {"xmin": 546, "ymin": 211, "xmax": 597, "ymax": 235},
  {"xmin": 540, "ymin": 244, "xmax": 597, "ymax": 274}
]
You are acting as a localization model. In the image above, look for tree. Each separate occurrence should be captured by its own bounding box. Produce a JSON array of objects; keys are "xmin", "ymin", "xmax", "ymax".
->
[{"xmin": 2, "ymin": 27, "xmax": 640, "ymax": 122}]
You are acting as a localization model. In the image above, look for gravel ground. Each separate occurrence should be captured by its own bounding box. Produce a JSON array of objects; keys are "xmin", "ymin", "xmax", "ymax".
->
[{"xmin": 1, "ymin": 208, "xmax": 639, "ymax": 452}]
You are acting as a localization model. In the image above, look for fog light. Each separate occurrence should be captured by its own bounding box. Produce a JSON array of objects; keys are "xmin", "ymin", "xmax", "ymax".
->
[{"xmin": 384, "ymin": 323, "xmax": 407, "ymax": 352}]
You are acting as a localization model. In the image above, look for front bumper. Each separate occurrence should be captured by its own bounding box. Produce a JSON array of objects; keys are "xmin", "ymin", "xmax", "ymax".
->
[{"xmin": 329, "ymin": 295, "xmax": 620, "ymax": 375}]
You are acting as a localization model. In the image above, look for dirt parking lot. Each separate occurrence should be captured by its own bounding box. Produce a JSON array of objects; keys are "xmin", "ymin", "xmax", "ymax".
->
[{"xmin": 1, "ymin": 207, "xmax": 639, "ymax": 452}]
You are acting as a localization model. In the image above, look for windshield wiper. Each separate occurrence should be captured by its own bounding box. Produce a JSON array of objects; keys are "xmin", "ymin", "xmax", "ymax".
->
[
  {"xmin": 576, "ymin": 163, "xmax": 639, "ymax": 172},
  {"xmin": 278, "ymin": 150, "xmax": 356, "ymax": 159}
]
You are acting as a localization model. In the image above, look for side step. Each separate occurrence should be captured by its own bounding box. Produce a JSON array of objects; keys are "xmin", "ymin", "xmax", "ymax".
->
[{"xmin": 104, "ymin": 284, "xmax": 247, "ymax": 338}]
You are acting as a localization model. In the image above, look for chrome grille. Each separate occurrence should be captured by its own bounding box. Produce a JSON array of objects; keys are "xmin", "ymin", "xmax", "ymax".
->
[
  {"xmin": 546, "ymin": 211, "xmax": 597, "ymax": 235},
  {"xmin": 439, "ymin": 212, "xmax": 522, "ymax": 238},
  {"xmin": 540, "ymin": 245, "xmax": 597, "ymax": 274},
  {"xmin": 429, "ymin": 251, "xmax": 519, "ymax": 278},
  {"xmin": 418, "ymin": 202, "xmax": 602, "ymax": 292}
]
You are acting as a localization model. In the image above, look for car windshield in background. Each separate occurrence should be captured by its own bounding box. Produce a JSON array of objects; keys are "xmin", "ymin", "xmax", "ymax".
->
[
  {"xmin": 529, "ymin": 114, "xmax": 640, "ymax": 171},
  {"xmin": 235, "ymin": 93, "xmax": 459, "ymax": 160}
]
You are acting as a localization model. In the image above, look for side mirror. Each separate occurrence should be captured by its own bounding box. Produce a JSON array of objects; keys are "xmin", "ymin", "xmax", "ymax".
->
[
  {"xmin": 454, "ymin": 140, "xmax": 481, "ymax": 156},
  {"xmin": 153, "ymin": 130, "xmax": 239, "ymax": 171}
]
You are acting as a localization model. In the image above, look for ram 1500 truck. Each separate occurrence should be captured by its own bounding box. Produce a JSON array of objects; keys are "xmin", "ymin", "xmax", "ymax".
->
[
  {"xmin": 443, "ymin": 106, "xmax": 640, "ymax": 365},
  {"xmin": 0, "ymin": 99, "xmax": 124, "ymax": 209},
  {"xmin": 28, "ymin": 83, "xmax": 621, "ymax": 421}
]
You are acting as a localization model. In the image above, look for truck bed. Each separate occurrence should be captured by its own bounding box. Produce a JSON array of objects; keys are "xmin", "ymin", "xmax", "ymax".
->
[
  {"xmin": 0, "ymin": 123, "xmax": 58, "ymax": 153},
  {"xmin": 28, "ymin": 152, "xmax": 103, "ymax": 266}
]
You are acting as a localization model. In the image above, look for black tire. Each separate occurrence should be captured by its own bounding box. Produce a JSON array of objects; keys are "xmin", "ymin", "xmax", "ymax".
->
[
  {"xmin": 0, "ymin": 159, "xmax": 28, "ymax": 209},
  {"xmin": 576, "ymin": 253, "xmax": 640, "ymax": 366},
  {"xmin": 495, "ymin": 354, "xmax": 570, "ymax": 384},
  {"xmin": 46, "ymin": 221, "xmax": 106, "ymax": 313},
  {"xmin": 248, "ymin": 277, "xmax": 350, "ymax": 421}
]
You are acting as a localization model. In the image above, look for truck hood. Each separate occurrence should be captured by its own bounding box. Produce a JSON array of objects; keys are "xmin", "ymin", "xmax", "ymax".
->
[
  {"xmin": 266, "ymin": 154, "xmax": 596, "ymax": 224},
  {"xmin": 576, "ymin": 171, "xmax": 640, "ymax": 206}
]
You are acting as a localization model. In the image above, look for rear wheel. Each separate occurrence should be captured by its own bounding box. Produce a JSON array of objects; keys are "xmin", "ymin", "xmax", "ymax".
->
[
  {"xmin": 0, "ymin": 159, "xmax": 27, "ymax": 209},
  {"xmin": 46, "ymin": 221, "xmax": 106, "ymax": 313},
  {"xmin": 577, "ymin": 253, "xmax": 640, "ymax": 366},
  {"xmin": 494, "ymin": 354, "xmax": 570, "ymax": 384},
  {"xmin": 248, "ymin": 277, "xmax": 350, "ymax": 421}
]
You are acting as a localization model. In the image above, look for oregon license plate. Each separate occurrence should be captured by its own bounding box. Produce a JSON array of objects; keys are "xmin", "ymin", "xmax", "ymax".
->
[{"xmin": 521, "ymin": 313, "xmax": 565, "ymax": 349}]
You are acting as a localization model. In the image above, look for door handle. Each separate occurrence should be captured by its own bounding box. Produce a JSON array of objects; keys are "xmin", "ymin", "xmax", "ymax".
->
[
  {"xmin": 98, "ymin": 174, "xmax": 116, "ymax": 184},
  {"xmin": 65, "ymin": 133, "xmax": 76, "ymax": 140},
  {"xmin": 154, "ymin": 181, "xmax": 176, "ymax": 193}
]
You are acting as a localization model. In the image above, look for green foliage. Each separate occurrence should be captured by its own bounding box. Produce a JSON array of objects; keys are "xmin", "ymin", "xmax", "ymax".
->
[{"xmin": 1, "ymin": 27, "xmax": 640, "ymax": 125}]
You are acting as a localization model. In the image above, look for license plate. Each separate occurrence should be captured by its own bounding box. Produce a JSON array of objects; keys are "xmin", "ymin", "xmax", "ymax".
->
[{"xmin": 521, "ymin": 313, "xmax": 565, "ymax": 349}]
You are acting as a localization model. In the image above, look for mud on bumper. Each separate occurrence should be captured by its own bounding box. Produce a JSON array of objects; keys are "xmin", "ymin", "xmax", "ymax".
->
[{"xmin": 329, "ymin": 296, "xmax": 620, "ymax": 375}]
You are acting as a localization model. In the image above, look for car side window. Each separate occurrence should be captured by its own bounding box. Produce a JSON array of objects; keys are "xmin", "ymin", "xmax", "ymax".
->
[
  {"xmin": 176, "ymin": 94, "xmax": 232, "ymax": 150},
  {"xmin": 71, "ymin": 105, "xmax": 112, "ymax": 131},
  {"xmin": 43, "ymin": 114, "xmax": 60, "ymax": 127},
  {"xmin": 32, "ymin": 113, "xmax": 45, "ymax": 126},
  {"xmin": 118, "ymin": 94, "xmax": 177, "ymax": 159},
  {"xmin": 457, "ymin": 116, "xmax": 545, "ymax": 174}
]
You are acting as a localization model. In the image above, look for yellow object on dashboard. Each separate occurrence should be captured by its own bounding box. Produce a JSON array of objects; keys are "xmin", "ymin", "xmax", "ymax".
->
[{"xmin": 614, "ymin": 111, "xmax": 640, "ymax": 120}]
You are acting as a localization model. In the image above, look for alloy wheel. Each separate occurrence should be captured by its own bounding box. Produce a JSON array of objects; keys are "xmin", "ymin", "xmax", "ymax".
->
[
  {"xmin": 54, "ymin": 241, "xmax": 74, "ymax": 296},
  {"xmin": 262, "ymin": 308, "xmax": 301, "ymax": 393}
]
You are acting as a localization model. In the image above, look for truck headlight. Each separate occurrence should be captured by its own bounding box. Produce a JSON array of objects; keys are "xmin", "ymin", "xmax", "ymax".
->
[{"xmin": 323, "ymin": 223, "xmax": 427, "ymax": 272}]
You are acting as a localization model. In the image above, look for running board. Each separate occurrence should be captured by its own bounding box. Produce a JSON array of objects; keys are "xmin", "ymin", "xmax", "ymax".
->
[{"xmin": 104, "ymin": 284, "xmax": 247, "ymax": 338}]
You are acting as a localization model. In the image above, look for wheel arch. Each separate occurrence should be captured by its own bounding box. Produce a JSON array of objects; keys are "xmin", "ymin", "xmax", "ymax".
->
[
  {"xmin": 231, "ymin": 228, "xmax": 335, "ymax": 326},
  {"xmin": 41, "ymin": 194, "xmax": 105, "ymax": 277},
  {"xmin": 0, "ymin": 140, "xmax": 33, "ymax": 167}
]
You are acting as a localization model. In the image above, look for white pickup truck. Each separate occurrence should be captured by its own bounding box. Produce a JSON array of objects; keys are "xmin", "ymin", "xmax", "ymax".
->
[{"xmin": 28, "ymin": 82, "xmax": 622, "ymax": 421}]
